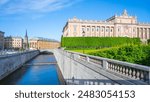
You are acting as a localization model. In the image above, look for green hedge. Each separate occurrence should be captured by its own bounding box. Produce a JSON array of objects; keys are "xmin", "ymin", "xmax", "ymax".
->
[
  {"xmin": 61, "ymin": 37, "xmax": 141, "ymax": 49},
  {"xmin": 88, "ymin": 45, "xmax": 150, "ymax": 66}
]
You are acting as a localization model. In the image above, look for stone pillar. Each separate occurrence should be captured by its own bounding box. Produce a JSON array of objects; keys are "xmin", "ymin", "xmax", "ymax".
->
[
  {"xmin": 145, "ymin": 28, "xmax": 147, "ymax": 39},
  {"xmin": 90, "ymin": 26, "xmax": 92, "ymax": 37},
  {"xmin": 85, "ymin": 26, "xmax": 87, "ymax": 37},
  {"xmin": 105, "ymin": 26, "xmax": 108, "ymax": 37},
  {"xmin": 108, "ymin": 26, "xmax": 110, "ymax": 37},
  {"xmin": 103, "ymin": 60, "xmax": 108, "ymax": 69},
  {"xmin": 99, "ymin": 26, "xmax": 101, "ymax": 37},
  {"xmin": 102, "ymin": 26, "xmax": 104, "ymax": 37},
  {"xmin": 147, "ymin": 28, "xmax": 149, "ymax": 39},
  {"xmin": 94, "ymin": 26, "xmax": 96, "ymax": 37},
  {"xmin": 141, "ymin": 28, "xmax": 143, "ymax": 39},
  {"xmin": 104, "ymin": 26, "xmax": 106, "ymax": 37},
  {"xmin": 101, "ymin": 26, "xmax": 103, "ymax": 37},
  {"xmin": 143, "ymin": 28, "xmax": 145, "ymax": 39},
  {"xmin": 137, "ymin": 28, "xmax": 139, "ymax": 38},
  {"xmin": 112, "ymin": 27, "xmax": 114, "ymax": 37}
]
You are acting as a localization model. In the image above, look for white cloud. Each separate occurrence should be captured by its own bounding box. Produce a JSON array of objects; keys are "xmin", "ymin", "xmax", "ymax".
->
[
  {"xmin": 0, "ymin": 0, "xmax": 9, "ymax": 4},
  {"xmin": 0, "ymin": 0, "xmax": 81, "ymax": 15}
]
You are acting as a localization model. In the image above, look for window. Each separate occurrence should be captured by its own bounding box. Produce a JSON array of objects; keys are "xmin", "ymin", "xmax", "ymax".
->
[
  {"xmin": 102, "ymin": 28, "xmax": 104, "ymax": 32},
  {"xmin": 92, "ymin": 27, "xmax": 95, "ymax": 32},
  {"xmin": 82, "ymin": 28, "xmax": 85, "ymax": 32},
  {"xmin": 118, "ymin": 27, "xmax": 121, "ymax": 32},
  {"xmin": 87, "ymin": 27, "xmax": 90, "ymax": 32},
  {"xmin": 73, "ymin": 25, "xmax": 77, "ymax": 32},
  {"xmin": 106, "ymin": 28, "xmax": 109, "ymax": 32},
  {"xmin": 96, "ymin": 27, "xmax": 100, "ymax": 32},
  {"xmin": 111, "ymin": 29, "xmax": 113, "ymax": 32}
]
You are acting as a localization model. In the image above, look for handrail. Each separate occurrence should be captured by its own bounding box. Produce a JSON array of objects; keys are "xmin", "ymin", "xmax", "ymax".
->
[{"xmin": 60, "ymin": 49, "xmax": 150, "ymax": 84}]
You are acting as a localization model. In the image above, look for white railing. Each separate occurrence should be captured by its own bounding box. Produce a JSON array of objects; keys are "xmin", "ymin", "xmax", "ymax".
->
[{"xmin": 58, "ymin": 49, "xmax": 150, "ymax": 85}]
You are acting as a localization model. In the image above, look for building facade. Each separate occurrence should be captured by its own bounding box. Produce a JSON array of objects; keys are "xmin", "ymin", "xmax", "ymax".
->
[
  {"xmin": 29, "ymin": 37, "xmax": 60, "ymax": 50},
  {"xmin": 63, "ymin": 10, "xmax": 150, "ymax": 41},
  {"xmin": 5, "ymin": 36, "xmax": 23, "ymax": 50},
  {"xmin": 0, "ymin": 31, "xmax": 5, "ymax": 50}
]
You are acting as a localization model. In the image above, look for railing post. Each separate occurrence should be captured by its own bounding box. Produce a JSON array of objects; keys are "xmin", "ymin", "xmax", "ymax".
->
[
  {"xmin": 86, "ymin": 56, "xmax": 90, "ymax": 62},
  {"xmin": 103, "ymin": 60, "xmax": 108, "ymax": 69}
]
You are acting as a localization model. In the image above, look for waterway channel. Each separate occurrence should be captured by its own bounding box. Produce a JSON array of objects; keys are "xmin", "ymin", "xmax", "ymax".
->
[{"xmin": 0, "ymin": 54, "xmax": 63, "ymax": 85}]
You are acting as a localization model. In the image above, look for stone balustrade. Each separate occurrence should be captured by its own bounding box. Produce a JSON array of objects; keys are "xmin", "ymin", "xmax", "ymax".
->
[{"xmin": 59, "ymin": 49, "xmax": 150, "ymax": 85}]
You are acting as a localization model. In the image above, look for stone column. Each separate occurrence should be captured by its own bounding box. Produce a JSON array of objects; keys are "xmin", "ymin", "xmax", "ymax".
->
[
  {"xmin": 85, "ymin": 26, "xmax": 87, "ymax": 37},
  {"xmin": 145, "ymin": 28, "xmax": 147, "ymax": 39},
  {"xmin": 101, "ymin": 26, "xmax": 103, "ymax": 37},
  {"xmin": 141, "ymin": 28, "xmax": 143, "ymax": 39},
  {"xmin": 94, "ymin": 26, "xmax": 96, "ymax": 37},
  {"xmin": 143, "ymin": 28, "xmax": 145, "ymax": 39},
  {"xmin": 137, "ymin": 28, "xmax": 139, "ymax": 38},
  {"xmin": 103, "ymin": 60, "xmax": 108, "ymax": 69},
  {"xmin": 90, "ymin": 26, "xmax": 92, "ymax": 37},
  {"xmin": 99, "ymin": 26, "xmax": 101, "ymax": 37},
  {"xmin": 109, "ymin": 26, "xmax": 111, "ymax": 37},
  {"xmin": 104, "ymin": 26, "xmax": 108, "ymax": 37},
  {"xmin": 147, "ymin": 28, "xmax": 149, "ymax": 39},
  {"xmin": 104, "ymin": 26, "xmax": 106, "ymax": 37},
  {"xmin": 112, "ymin": 27, "xmax": 114, "ymax": 37}
]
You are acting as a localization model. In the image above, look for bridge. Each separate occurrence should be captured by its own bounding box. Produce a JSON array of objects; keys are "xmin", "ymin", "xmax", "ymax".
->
[
  {"xmin": 53, "ymin": 49, "xmax": 150, "ymax": 85},
  {"xmin": 0, "ymin": 49, "xmax": 150, "ymax": 85}
]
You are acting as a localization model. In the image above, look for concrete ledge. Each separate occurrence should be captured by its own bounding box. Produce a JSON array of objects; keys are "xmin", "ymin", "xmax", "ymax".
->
[
  {"xmin": 0, "ymin": 50, "xmax": 39, "ymax": 80},
  {"xmin": 54, "ymin": 49, "xmax": 149, "ymax": 85}
]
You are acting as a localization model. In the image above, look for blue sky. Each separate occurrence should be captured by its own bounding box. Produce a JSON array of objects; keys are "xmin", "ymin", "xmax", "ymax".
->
[{"xmin": 0, "ymin": 0, "xmax": 150, "ymax": 41}]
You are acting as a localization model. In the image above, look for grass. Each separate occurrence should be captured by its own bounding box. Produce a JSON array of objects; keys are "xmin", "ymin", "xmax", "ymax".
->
[{"xmin": 69, "ymin": 46, "xmax": 120, "ymax": 54}]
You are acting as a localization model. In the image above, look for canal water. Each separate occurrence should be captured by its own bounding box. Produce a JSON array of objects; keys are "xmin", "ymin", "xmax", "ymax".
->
[{"xmin": 0, "ymin": 54, "xmax": 62, "ymax": 85}]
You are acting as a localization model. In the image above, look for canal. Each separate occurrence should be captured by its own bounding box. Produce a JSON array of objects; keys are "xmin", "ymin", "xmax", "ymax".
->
[{"xmin": 0, "ymin": 53, "xmax": 64, "ymax": 85}]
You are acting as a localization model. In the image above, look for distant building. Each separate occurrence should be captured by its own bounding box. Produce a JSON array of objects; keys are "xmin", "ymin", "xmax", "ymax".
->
[
  {"xmin": 0, "ymin": 31, "xmax": 5, "ymax": 50},
  {"xmin": 4, "ymin": 36, "xmax": 23, "ymax": 50},
  {"xmin": 29, "ymin": 37, "xmax": 60, "ymax": 50},
  {"xmin": 63, "ymin": 10, "xmax": 150, "ymax": 42},
  {"xmin": 24, "ymin": 30, "xmax": 29, "ymax": 50}
]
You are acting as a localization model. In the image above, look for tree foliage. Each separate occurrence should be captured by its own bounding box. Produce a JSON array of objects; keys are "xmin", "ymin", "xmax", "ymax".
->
[{"xmin": 88, "ymin": 45, "xmax": 150, "ymax": 66}]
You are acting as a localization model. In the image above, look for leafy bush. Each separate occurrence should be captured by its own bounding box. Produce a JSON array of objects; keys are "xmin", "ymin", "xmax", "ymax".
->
[
  {"xmin": 88, "ymin": 45, "xmax": 150, "ymax": 66},
  {"xmin": 61, "ymin": 37, "xmax": 141, "ymax": 49}
]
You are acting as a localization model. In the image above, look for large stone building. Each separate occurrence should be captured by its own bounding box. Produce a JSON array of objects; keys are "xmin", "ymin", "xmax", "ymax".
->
[
  {"xmin": 29, "ymin": 37, "xmax": 60, "ymax": 50},
  {"xmin": 0, "ymin": 31, "xmax": 5, "ymax": 50},
  {"xmin": 4, "ymin": 36, "xmax": 23, "ymax": 50},
  {"xmin": 63, "ymin": 10, "xmax": 150, "ymax": 41}
]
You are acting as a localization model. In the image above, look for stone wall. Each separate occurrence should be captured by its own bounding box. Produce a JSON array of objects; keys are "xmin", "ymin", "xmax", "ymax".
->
[
  {"xmin": 54, "ymin": 49, "xmax": 150, "ymax": 85},
  {"xmin": 54, "ymin": 49, "xmax": 120, "ymax": 85},
  {"xmin": 0, "ymin": 50, "xmax": 39, "ymax": 80}
]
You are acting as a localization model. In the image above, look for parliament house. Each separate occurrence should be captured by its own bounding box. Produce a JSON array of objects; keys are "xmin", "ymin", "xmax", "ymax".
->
[{"xmin": 63, "ymin": 10, "xmax": 150, "ymax": 42}]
